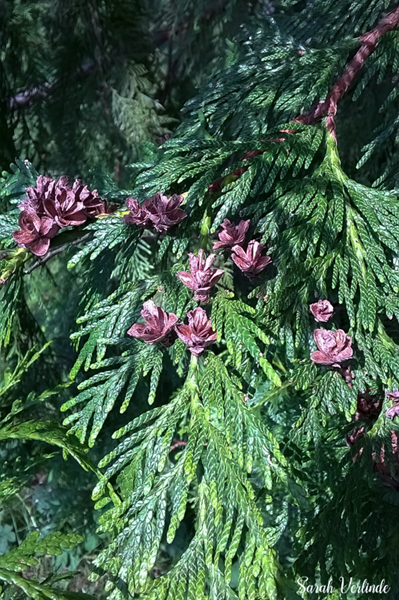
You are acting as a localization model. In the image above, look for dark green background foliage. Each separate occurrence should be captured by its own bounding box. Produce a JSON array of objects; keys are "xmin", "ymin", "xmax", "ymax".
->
[{"xmin": 2, "ymin": 0, "xmax": 399, "ymax": 599}]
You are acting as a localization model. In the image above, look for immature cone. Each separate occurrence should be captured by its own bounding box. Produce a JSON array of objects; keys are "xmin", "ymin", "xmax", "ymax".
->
[
  {"xmin": 127, "ymin": 300, "xmax": 178, "ymax": 347},
  {"xmin": 124, "ymin": 198, "xmax": 153, "ymax": 228},
  {"xmin": 372, "ymin": 431, "xmax": 399, "ymax": 482},
  {"xmin": 348, "ymin": 428, "xmax": 399, "ymax": 486},
  {"xmin": 311, "ymin": 329, "xmax": 353, "ymax": 366},
  {"xmin": 32, "ymin": 175, "xmax": 105, "ymax": 226},
  {"xmin": 309, "ymin": 299, "xmax": 334, "ymax": 322},
  {"xmin": 354, "ymin": 391, "xmax": 382, "ymax": 421},
  {"xmin": 13, "ymin": 211, "xmax": 59, "ymax": 256},
  {"xmin": 143, "ymin": 193, "xmax": 187, "ymax": 232},
  {"xmin": 231, "ymin": 240, "xmax": 271, "ymax": 279},
  {"xmin": 21, "ymin": 175, "xmax": 53, "ymax": 213},
  {"xmin": 385, "ymin": 390, "xmax": 399, "ymax": 419},
  {"xmin": 41, "ymin": 179, "xmax": 87, "ymax": 228},
  {"xmin": 338, "ymin": 364, "xmax": 355, "ymax": 388},
  {"xmin": 176, "ymin": 249, "xmax": 224, "ymax": 302},
  {"xmin": 124, "ymin": 193, "xmax": 187, "ymax": 232},
  {"xmin": 71, "ymin": 179, "xmax": 107, "ymax": 217},
  {"xmin": 345, "ymin": 391, "xmax": 382, "ymax": 449},
  {"xmin": 175, "ymin": 307, "xmax": 217, "ymax": 356},
  {"xmin": 213, "ymin": 219, "xmax": 250, "ymax": 250},
  {"xmin": 346, "ymin": 426, "xmax": 366, "ymax": 447}
]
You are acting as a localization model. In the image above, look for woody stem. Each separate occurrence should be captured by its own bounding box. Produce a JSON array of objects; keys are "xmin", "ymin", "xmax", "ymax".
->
[
  {"xmin": 296, "ymin": 5, "xmax": 399, "ymax": 139},
  {"xmin": 24, "ymin": 233, "xmax": 91, "ymax": 275}
]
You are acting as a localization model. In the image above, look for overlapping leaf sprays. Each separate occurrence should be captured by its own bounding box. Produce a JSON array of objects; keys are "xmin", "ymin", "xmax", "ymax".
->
[{"xmin": 13, "ymin": 175, "xmax": 112, "ymax": 256}]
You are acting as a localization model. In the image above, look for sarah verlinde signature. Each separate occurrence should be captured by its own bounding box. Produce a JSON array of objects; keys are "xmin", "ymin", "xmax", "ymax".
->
[{"xmin": 297, "ymin": 576, "xmax": 390, "ymax": 595}]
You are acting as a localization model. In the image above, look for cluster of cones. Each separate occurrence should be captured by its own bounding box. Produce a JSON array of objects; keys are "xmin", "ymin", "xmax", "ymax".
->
[
  {"xmin": 13, "ymin": 176, "xmax": 112, "ymax": 256},
  {"xmin": 309, "ymin": 299, "xmax": 399, "ymax": 482},
  {"xmin": 126, "ymin": 213, "xmax": 273, "ymax": 356}
]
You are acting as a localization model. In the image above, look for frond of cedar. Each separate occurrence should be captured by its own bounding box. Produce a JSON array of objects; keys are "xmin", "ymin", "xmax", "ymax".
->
[
  {"xmin": 0, "ymin": 346, "xmax": 101, "ymax": 599},
  {"xmin": 2, "ymin": 1, "xmax": 399, "ymax": 599},
  {"xmin": 0, "ymin": 531, "xmax": 90, "ymax": 600},
  {"xmin": 1, "ymin": 0, "xmax": 169, "ymax": 178}
]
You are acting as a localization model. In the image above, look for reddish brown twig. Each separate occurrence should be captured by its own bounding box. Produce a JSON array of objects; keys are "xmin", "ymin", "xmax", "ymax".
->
[
  {"xmin": 208, "ymin": 144, "xmax": 285, "ymax": 194},
  {"xmin": 169, "ymin": 439, "xmax": 188, "ymax": 452},
  {"xmin": 295, "ymin": 5, "xmax": 399, "ymax": 140},
  {"xmin": 338, "ymin": 364, "xmax": 355, "ymax": 390},
  {"xmin": 23, "ymin": 233, "xmax": 91, "ymax": 275},
  {"xmin": 207, "ymin": 7, "xmax": 399, "ymax": 195}
]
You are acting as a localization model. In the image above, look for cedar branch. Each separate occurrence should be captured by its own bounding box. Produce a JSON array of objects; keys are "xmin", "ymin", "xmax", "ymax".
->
[
  {"xmin": 208, "ymin": 6, "xmax": 399, "ymax": 193},
  {"xmin": 295, "ymin": 5, "xmax": 399, "ymax": 138},
  {"xmin": 169, "ymin": 440, "xmax": 188, "ymax": 452}
]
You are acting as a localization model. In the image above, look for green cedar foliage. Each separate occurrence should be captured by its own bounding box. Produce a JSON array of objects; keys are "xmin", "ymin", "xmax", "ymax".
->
[
  {"xmin": 1, "ymin": 0, "xmax": 256, "ymax": 180},
  {"xmin": 0, "ymin": 531, "xmax": 91, "ymax": 600},
  {"xmin": 0, "ymin": 343, "xmax": 99, "ymax": 599},
  {"xmin": 3, "ymin": 1, "xmax": 399, "ymax": 599},
  {"xmin": 1, "ymin": 0, "xmax": 168, "ymax": 177}
]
